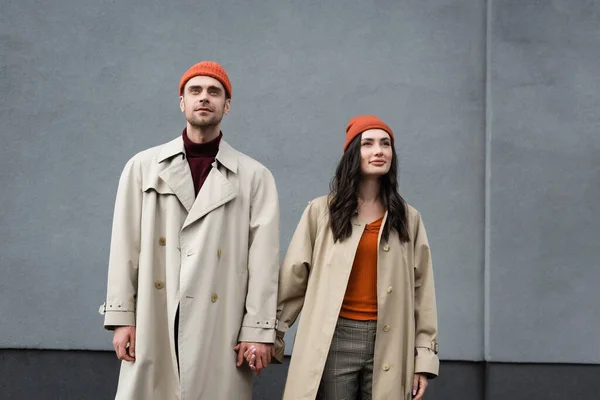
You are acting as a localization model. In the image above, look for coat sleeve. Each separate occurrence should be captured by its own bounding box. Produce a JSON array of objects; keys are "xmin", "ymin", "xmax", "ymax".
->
[
  {"xmin": 237, "ymin": 167, "xmax": 280, "ymax": 344},
  {"xmin": 273, "ymin": 200, "xmax": 320, "ymax": 363},
  {"xmin": 102, "ymin": 157, "xmax": 142, "ymax": 329},
  {"xmin": 413, "ymin": 211, "xmax": 440, "ymax": 378}
]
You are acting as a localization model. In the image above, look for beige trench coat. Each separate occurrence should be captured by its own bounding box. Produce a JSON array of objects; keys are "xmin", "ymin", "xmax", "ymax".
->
[
  {"xmin": 275, "ymin": 196, "xmax": 439, "ymax": 400},
  {"xmin": 101, "ymin": 137, "xmax": 280, "ymax": 400}
]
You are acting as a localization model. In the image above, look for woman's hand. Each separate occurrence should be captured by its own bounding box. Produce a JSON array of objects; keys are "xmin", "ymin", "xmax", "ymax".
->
[
  {"xmin": 412, "ymin": 373, "xmax": 428, "ymax": 399},
  {"xmin": 234, "ymin": 342, "xmax": 274, "ymax": 376}
]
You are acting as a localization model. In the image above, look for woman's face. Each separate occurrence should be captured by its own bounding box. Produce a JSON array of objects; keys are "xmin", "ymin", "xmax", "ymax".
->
[{"xmin": 359, "ymin": 129, "xmax": 393, "ymax": 177}]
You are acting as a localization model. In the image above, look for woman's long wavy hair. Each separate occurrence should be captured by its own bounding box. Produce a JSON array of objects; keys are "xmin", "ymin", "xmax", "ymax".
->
[{"xmin": 328, "ymin": 134, "xmax": 410, "ymax": 243}]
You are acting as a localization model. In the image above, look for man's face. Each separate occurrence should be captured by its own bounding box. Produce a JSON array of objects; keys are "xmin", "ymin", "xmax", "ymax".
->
[{"xmin": 180, "ymin": 76, "xmax": 230, "ymax": 128}]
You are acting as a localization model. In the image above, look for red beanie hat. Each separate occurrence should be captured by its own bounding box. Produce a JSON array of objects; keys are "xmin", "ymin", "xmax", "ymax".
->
[
  {"xmin": 179, "ymin": 61, "xmax": 232, "ymax": 98},
  {"xmin": 344, "ymin": 115, "xmax": 394, "ymax": 152}
]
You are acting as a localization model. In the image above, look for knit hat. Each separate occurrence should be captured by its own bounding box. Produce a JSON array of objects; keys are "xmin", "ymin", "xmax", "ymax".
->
[
  {"xmin": 179, "ymin": 61, "xmax": 232, "ymax": 98},
  {"xmin": 344, "ymin": 115, "xmax": 394, "ymax": 152}
]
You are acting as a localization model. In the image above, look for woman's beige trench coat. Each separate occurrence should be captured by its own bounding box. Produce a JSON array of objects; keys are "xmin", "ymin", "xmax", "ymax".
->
[
  {"xmin": 100, "ymin": 137, "xmax": 280, "ymax": 400},
  {"xmin": 275, "ymin": 196, "xmax": 439, "ymax": 400}
]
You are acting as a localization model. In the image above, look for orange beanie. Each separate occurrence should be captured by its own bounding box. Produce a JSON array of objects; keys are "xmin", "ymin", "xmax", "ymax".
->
[
  {"xmin": 179, "ymin": 61, "xmax": 232, "ymax": 98},
  {"xmin": 344, "ymin": 115, "xmax": 394, "ymax": 152}
]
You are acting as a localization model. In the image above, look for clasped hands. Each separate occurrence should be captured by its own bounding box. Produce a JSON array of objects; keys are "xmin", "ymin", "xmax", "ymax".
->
[
  {"xmin": 114, "ymin": 327, "xmax": 275, "ymax": 376},
  {"xmin": 234, "ymin": 342, "xmax": 275, "ymax": 376}
]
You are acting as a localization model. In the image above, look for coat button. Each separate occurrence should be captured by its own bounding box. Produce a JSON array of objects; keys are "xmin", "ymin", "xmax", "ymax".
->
[
  {"xmin": 211, "ymin": 293, "xmax": 218, "ymax": 303},
  {"xmin": 387, "ymin": 286, "xmax": 393, "ymax": 293},
  {"xmin": 159, "ymin": 237, "xmax": 166, "ymax": 246},
  {"xmin": 217, "ymin": 248, "xmax": 222, "ymax": 257},
  {"xmin": 383, "ymin": 244, "xmax": 390, "ymax": 252},
  {"xmin": 155, "ymin": 280, "xmax": 164, "ymax": 290},
  {"xmin": 383, "ymin": 324, "xmax": 391, "ymax": 332},
  {"xmin": 382, "ymin": 364, "xmax": 391, "ymax": 371}
]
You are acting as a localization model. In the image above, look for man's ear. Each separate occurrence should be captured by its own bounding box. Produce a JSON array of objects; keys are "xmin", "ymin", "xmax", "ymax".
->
[{"xmin": 224, "ymin": 98, "xmax": 231, "ymax": 115}]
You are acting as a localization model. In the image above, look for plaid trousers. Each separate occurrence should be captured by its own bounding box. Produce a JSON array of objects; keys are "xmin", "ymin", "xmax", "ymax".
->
[{"xmin": 317, "ymin": 317, "xmax": 378, "ymax": 400}]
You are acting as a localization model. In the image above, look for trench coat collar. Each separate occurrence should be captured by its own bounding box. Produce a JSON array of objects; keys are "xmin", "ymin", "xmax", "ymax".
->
[
  {"xmin": 182, "ymin": 161, "xmax": 237, "ymax": 229},
  {"xmin": 157, "ymin": 135, "xmax": 238, "ymax": 174},
  {"xmin": 183, "ymin": 138, "xmax": 238, "ymax": 227},
  {"xmin": 157, "ymin": 142, "xmax": 195, "ymax": 212},
  {"xmin": 215, "ymin": 139, "xmax": 238, "ymax": 173},
  {"xmin": 156, "ymin": 136, "xmax": 239, "ymax": 215},
  {"xmin": 158, "ymin": 136, "xmax": 185, "ymax": 163},
  {"xmin": 332, "ymin": 211, "xmax": 390, "ymax": 275},
  {"xmin": 351, "ymin": 211, "xmax": 389, "ymax": 228},
  {"xmin": 351, "ymin": 211, "xmax": 389, "ymax": 246}
]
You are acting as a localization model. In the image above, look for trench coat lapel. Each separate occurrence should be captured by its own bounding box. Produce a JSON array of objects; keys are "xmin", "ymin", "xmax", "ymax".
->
[
  {"xmin": 328, "ymin": 216, "xmax": 366, "ymax": 293},
  {"xmin": 182, "ymin": 167, "xmax": 237, "ymax": 229},
  {"xmin": 158, "ymin": 137, "xmax": 195, "ymax": 212},
  {"xmin": 329, "ymin": 212, "xmax": 389, "ymax": 285},
  {"xmin": 182, "ymin": 140, "xmax": 239, "ymax": 229}
]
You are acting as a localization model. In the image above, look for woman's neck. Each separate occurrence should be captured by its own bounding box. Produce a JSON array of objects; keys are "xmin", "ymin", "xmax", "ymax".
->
[
  {"xmin": 357, "ymin": 177, "xmax": 385, "ymax": 224},
  {"xmin": 357, "ymin": 177, "xmax": 381, "ymax": 204}
]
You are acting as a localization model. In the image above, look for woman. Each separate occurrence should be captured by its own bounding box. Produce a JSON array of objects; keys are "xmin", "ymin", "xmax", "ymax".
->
[{"xmin": 249, "ymin": 115, "xmax": 439, "ymax": 399}]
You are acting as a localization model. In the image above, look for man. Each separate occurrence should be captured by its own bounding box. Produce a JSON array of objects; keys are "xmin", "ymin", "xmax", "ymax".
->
[{"xmin": 100, "ymin": 61, "xmax": 279, "ymax": 399}]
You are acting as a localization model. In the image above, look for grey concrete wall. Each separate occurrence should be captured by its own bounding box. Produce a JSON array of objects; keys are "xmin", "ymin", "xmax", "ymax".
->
[
  {"xmin": 0, "ymin": 0, "xmax": 486, "ymax": 361},
  {"xmin": 0, "ymin": 0, "xmax": 597, "ymax": 380},
  {"xmin": 488, "ymin": 0, "xmax": 600, "ymax": 363}
]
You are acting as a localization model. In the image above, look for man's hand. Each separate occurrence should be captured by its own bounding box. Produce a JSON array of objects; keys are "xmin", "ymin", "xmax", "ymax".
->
[
  {"xmin": 233, "ymin": 342, "xmax": 274, "ymax": 376},
  {"xmin": 412, "ymin": 373, "xmax": 429, "ymax": 399},
  {"xmin": 113, "ymin": 326, "xmax": 136, "ymax": 362}
]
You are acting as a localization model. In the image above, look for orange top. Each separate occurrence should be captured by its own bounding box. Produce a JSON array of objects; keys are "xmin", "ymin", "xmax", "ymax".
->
[{"xmin": 339, "ymin": 217, "xmax": 383, "ymax": 321}]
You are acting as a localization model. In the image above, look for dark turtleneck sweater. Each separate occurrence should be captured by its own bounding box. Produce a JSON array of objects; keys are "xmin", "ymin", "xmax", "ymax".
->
[{"xmin": 182, "ymin": 129, "xmax": 222, "ymax": 196}]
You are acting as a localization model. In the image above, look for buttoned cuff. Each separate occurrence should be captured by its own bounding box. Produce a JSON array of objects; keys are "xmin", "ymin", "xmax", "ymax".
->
[
  {"xmin": 238, "ymin": 315, "xmax": 277, "ymax": 343},
  {"xmin": 414, "ymin": 347, "xmax": 439, "ymax": 378},
  {"xmin": 100, "ymin": 302, "xmax": 136, "ymax": 330},
  {"xmin": 237, "ymin": 326, "xmax": 276, "ymax": 343},
  {"xmin": 241, "ymin": 315, "xmax": 277, "ymax": 329},
  {"xmin": 103, "ymin": 311, "xmax": 136, "ymax": 330}
]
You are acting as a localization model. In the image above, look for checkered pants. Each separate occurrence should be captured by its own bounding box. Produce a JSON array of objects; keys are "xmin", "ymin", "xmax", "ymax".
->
[{"xmin": 317, "ymin": 317, "xmax": 378, "ymax": 400}]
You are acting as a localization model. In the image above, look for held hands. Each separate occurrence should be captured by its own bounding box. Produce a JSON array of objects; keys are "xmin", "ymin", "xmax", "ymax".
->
[
  {"xmin": 113, "ymin": 326, "xmax": 136, "ymax": 362},
  {"xmin": 233, "ymin": 342, "xmax": 275, "ymax": 376},
  {"xmin": 412, "ymin": 373, "xmax": 428, "ymax": 399}
]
